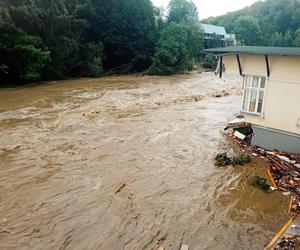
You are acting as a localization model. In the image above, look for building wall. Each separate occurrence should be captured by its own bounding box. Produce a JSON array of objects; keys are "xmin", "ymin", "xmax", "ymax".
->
[
  {"xmin": 223, "ymin": 55, "xmax": 300, "ymax": 136},
  {"xmin": 251, "ymin": 125, "xmax": 300, "ymax": 153}
]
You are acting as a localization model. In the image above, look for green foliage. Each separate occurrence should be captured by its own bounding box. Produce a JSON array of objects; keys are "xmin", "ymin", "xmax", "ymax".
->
[
  {"xmin": 294, "ymin": 28, "xmax": 300, "ymax": 46},
  {"xmin": 233, "ymin": 16, "xmax": 262, "ymax": 45},
  {"xmin": 215, "ymin": 152, "xmax": 251, "ymax": 166},
  {"xmin": 0, "ymin": 0, "xmax": 208, "ymax": 83},
  {"xmin": 168, "ymin": 0, "xmax": 199, "ymax": 24},
  {"xmin": 203, "ymin": 0, "xmax": 300, "ymax": 47},
  {"xmin": 88, "ymin": 57, "xmax": 102, "ymax": 77},
  {"xmin": 252, "ymin": 176, "xmax": 272, "ymax": 192},
  {"xmin": 0, "ymin": 0, "xmax": 157, "ymax": 84},
  {"xmin": 202, "ymin": 55, "xmax": 216, "ymax": 69},
  {"xmin": 215, "ymin": 153, "xmax": 233, "ymax": 166},
  {"xmin": 152, "ymin": 22, "xmax": 203, "ymax": 75},
  {"xmin": 82, "ymin": 0, "xmax": 157, "ymax": 69},
  {"xmin": 0, "ymin": 23, "xmax": 50, "ymax": 84},
  {"xmin": 152, "ymin": 0, "xmax": 204, "ymax": 76},
  {"xmin": 269, "ymin": 31, "xmax": 293, "ymax": 47}
]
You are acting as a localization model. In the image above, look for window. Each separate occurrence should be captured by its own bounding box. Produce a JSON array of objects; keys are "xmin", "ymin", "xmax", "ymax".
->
[{"xmin": 242, "ymin": 75, "xmax": 266, "ymax": 114}]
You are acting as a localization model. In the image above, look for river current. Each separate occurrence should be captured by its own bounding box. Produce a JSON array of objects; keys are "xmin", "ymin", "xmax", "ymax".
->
[{"xmin": 0, "ymin": 73, "xmax": 289, "ymax": 249}]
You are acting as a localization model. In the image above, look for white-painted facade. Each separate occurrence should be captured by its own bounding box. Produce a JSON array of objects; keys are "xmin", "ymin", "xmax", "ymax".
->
[{"xmin": 224, "ymin": 55, "xmax": 300, "ymax": 137}]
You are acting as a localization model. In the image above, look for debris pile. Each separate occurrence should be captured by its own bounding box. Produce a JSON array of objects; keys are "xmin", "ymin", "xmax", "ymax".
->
[
  {"xmin": 289, "ymin": 195, "xmax": 300, "ymax": 214},
  {"xmin": 235, "ymin": 139, "xmax": 300, "ymax": 194},
  {"xmin": 232, "ymin": 135, "xmax": 300, "ymax": 249},
  {"xmin": 273, "ymin": 236, "xmax": 298, "ymax": 250},
  {"xmin": 266, "ymin": 216, "xmax": 300, "ymax": 250}
]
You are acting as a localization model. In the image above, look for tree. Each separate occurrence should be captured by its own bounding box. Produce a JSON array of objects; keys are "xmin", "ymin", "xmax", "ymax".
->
[
  {"xmin": 269, "ymin": 31, "xmax": 293, "ymax": 47},
  {"xmin": 7, "ymin": 0, "xmax": 90, "ymax": 79},
  {"xmin": 152, "ymin": 22, "xmax": 203, "ymax": 75},
  {"xmin": 0, "ymin": 0, "xmax": 204, "ymax": 84},
  {"xmin": 294, "ymin": 28, "xmax": 300, "ymax": 46},
  {"xmin": 168, "ymin": 0, "xmax": 198, "ymax": 24},
  {"xmin": 203, "ymin": 0, "xmax": 300, "ymax": 46},
  {"xmin": 81, "ymin": 0, "xmax": 157, "ymax": 69},
  {"xmin": 0, "ymin": 23, "xmax": 50, "ymax": 84},
  {"xmin": 234, "ymin": 16, "xmax": 263, "ymax": 45}
]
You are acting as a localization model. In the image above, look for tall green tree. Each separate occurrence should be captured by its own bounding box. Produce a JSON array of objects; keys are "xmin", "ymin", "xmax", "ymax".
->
[
  {"xmin": 80, "ymin": 0, "xmax": 157, "ymax": 69},
  {"xmin": 168, "ymin": 0, "xmax": 198, "ymax": 24},
  {"xmin": 0, "ymin": 23, "xmax": 50, "ymax": 83},
  {"xmin": 294, "ymin": 28, "xmax": 300, "ymax": 46},
  {"xmin": 152, "ymin": 22, "xmax": 203, "ymax": 75},
  {"xmin": 204, "ymin": 0, "xmax": 300, "ymax": 47},
  {"xmin": 0, "ymin": 0, "xmax": 204, "ymax": 85},
  {"xmin": 234, "ymin": 16, "xmax": 262, "ymax": 45},
  {"xmin": 269, "ymin": 31, "xmax": 293, "ymax": 47}
]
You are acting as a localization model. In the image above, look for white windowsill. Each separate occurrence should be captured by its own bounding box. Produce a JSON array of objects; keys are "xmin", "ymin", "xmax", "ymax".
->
[{"xmin": 241, "ymin": 110, "xmax": 263, "ymax": 117}]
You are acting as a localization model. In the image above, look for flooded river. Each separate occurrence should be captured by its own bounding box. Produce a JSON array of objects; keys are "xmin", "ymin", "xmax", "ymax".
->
[{"xmin": 0, "ymin": 73, "xmax": 290, "ymax": 249}]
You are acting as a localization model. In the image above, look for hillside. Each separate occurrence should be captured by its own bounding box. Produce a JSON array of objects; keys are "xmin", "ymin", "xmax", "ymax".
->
[{"xmin": 203, "ymin": 0, "xmax": 300, "ymax": 47}]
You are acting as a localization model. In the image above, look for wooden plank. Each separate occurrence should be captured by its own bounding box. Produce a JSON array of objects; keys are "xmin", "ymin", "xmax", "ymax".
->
[
  {"xmin": 264, "ymin": 214, "xmax": 298, "ymax": 250},
  {"xmin": 267, "ymin": 169, "xmax": 278, "ymax": 189}
]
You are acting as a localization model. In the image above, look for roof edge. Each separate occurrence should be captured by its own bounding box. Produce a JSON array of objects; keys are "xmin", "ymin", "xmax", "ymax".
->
[{"xmin": 203, "ymin": 46, "xmax": 300, "ymax": 57}]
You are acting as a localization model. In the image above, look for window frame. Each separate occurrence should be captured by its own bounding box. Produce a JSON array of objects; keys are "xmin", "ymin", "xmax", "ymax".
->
[{"xmin": 241, "ymin": 75, "xmax": 267, "ymax": 116}]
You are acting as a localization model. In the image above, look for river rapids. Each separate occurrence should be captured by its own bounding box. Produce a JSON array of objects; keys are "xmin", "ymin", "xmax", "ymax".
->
[{"xmin": 0, "ymin": 73, "xmax": 289, "ymax": 249}]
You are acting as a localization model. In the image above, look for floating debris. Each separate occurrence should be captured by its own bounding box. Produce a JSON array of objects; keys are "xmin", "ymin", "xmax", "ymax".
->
[
  {"xmin": 265, "ymin": 215, "xmax": 300, "ymax": 250},
  {"xmin": 232, "ymin": 133, "xmax": 300, "ymax": 249},
  {"xmin": 234, "ymin": 139, "xmax": 300, "ymax": 195},
  {"xmin": 115, "ymin": 184, "xmax": 126, "ymax": 194},
  {"xmin": 273, "ymin": 236, "xmax": 299, "ymax": 250}
]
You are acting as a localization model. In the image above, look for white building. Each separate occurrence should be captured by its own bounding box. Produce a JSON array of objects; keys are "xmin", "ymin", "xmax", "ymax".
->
[
  {"xmin": 204, "ymin": 46, "xmax": 300, "ymax": 153},
  {"xmin": 200, "ymin": 23, "xmax": 236, "ymax": 48}
]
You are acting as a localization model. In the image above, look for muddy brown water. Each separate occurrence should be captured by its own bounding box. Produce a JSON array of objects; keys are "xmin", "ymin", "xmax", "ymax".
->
[{"xmin": 0, "ymin": 73, "xmax": 290, "ymax": 250}]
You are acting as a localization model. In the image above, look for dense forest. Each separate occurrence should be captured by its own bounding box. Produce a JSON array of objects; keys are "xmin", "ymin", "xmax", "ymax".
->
[
  {"xmin": 0, "ymin": 0, "xmax": 204, "ymax": 86},
  {"xmin": 2, "ymin": 0, "xmax": 300, "ymax": 86},
  {"xmin": 204, "ymin": 0, "xmax": 300, "ymax": 47}
]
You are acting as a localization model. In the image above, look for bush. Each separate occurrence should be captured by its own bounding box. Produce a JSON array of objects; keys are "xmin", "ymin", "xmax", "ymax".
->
[
  {"xmin": 215, "ymin": 152, "xmax": 251, "ymax": 166},
  {"xmin": 88, "ymin": 57, "xmax": 103, "ymax": 77},
  {"xmin": 252, "ymin": 176, "xmax": 272, "ymax": 192},
  {"xmin": 202, "ymin": 55, "xmax": 216, "ymax": 69},
  {"xmin": 152, "ymin": 22, "xmax": 203, "ymax": 75}
]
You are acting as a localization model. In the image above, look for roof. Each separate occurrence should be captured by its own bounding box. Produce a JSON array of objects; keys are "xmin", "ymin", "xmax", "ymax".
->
[
  {"xmin": 200, "ymin": 23, "xmax": 227, "ymax": 36},
  {"xmin": 203, "ymin": 46, "xmax": 300, "ymax": 56}
]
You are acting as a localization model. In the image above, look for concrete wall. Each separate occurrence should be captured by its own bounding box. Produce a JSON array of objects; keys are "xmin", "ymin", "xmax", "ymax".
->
[
  {"xmin": 223, "ymin": 55, "xmax": 300, "ymax": 136},
  {"xmin": 251, "ymin": 125, "xmax": 300, "ymax": 153}
]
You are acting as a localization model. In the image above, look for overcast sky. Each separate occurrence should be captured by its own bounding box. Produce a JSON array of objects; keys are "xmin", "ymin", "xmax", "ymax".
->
[{"xmin": 151, "ymin": 0, "xmax": 261, "ymax": 19}]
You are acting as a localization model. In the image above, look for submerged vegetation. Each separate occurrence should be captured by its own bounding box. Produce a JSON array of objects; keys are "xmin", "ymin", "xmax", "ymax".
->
[
  {"xmin": 0, "ymin": 0, "xmax": 204, "ymax": 86},
  {"xmin": 215, "ymin": 152, "xmax": 251, "ymax": 166},
  {"xmin": 251, "ymin": 176, "xmax": 272, "ymax": 193}
]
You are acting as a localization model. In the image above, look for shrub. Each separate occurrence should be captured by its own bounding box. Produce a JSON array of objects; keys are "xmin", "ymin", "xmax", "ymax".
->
[
  {"xmin": 202, "ymin": 55, "xmax": 217, "ymax": 69},
  {"xmin": 215, "ymin": 152, "xmax": 251, "ymax": 166}
]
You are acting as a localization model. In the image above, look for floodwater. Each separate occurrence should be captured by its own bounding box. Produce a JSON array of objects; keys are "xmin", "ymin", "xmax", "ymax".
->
[{"xmin": 0, "ymin": 73, "xmax": 290, "ymax": 250}]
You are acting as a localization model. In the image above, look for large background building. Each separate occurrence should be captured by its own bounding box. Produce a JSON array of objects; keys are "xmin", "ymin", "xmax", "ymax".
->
[{"xmin": 201, "ymin": 23, "xmax": 236, "ymax": 49}]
